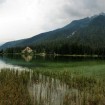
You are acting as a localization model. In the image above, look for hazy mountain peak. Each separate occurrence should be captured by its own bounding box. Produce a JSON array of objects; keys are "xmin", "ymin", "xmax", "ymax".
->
[
  {"xmin": 99, "ymin": 12, "xmax": 105, "ymax": 16},
  {"xmin": 90, "ymin": 12, "xmax": 105, "ymax": 20}
]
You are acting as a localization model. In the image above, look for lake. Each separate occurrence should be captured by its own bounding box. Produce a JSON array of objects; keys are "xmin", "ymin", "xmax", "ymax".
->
[
  {"xmin": 0, "ymin": 54, "xmax": 105, "ymax": 105},
  {"xmin": 0, "ymin": 54, "xmax": 104, "ymax": 69},
  {"xmin": 0, "ymin": 54, "xmax": 105, "ymax": 77}
]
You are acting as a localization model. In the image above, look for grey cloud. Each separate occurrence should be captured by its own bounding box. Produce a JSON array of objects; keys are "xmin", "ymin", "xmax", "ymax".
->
[
  {"xmin": 63, "ymin": 3, "xmax": 84, "ymax": 18},
  {"xmin": 82, "ymin": 0, "xmax": 105, "ymax": 13},
  {"xmin": 0, "ymin": 0, "xmax": 6, "ymax": 4},
  {"xmin": 83, "ymin": 0, "xmax": 105, "ymax": 9},
  {"xmin": 63, "ymin": 0, "xmax": 105, "ymax": 17},
  {"xmin": 0, "ymin": 0, "xmax": 105, "ymax": 43}
]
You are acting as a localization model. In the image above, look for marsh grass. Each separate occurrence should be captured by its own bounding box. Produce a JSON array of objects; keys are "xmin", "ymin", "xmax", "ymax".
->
[
  {"xmin": 0, "ymin": 69, "xmax": 32, "ymax": 105},
  {"xmin": 33, "ymin": 70, "xmax": 105, "ymax": 105},
  {"xmin": 0, "ymin": 69, "xmax": 105, "ymax": 105}
]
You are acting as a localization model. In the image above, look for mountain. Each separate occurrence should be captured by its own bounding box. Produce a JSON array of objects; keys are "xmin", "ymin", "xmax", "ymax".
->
[
  {"xmin": 0, "ymin": 40, "xmax": 25, "ymax": 50},
  {"xmin": 68, "ymin": 15, "xmax": 105, "ymax": 48},
  {"xmin": 1, "ymin": 13, "xmax": 105, "ymax": 53},
  {"xmin": 0, "ymin": 17, "xmax": 90, "ymax": 50}
]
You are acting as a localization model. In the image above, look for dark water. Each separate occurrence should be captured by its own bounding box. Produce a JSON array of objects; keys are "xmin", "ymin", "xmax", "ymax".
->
[{"xmin": 0, "ymin": 54, "xmax": 104, "ymax": 69}]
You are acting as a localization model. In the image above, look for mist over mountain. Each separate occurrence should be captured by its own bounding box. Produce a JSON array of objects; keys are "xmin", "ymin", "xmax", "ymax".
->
[
  {"xmin": 1, "ymin": 13, "xmax": 105, "ymax": 55},
  {"xmin": 0, "ymin": 43, "xmax": 4, "ymax": 47}
]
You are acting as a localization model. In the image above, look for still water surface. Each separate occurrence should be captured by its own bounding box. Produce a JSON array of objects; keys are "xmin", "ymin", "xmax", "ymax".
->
[{"xmin": 0, "ymin": 54, "xmax": 104, "ymax": 69}]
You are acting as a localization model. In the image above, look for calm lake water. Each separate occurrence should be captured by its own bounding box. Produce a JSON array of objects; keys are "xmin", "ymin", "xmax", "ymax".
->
[{"xmin": 0, "ymin": 54, "xmax": 104, "ymax": 69}]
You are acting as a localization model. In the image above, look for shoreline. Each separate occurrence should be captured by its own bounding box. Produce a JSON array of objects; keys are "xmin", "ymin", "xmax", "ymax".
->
[{"xmin": 0, "ymin": 52, "xmax": 104, "ymax": 58}]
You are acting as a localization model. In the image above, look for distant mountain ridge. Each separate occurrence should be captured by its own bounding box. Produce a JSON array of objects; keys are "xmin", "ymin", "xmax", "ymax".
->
[{"xmin": 1, "ymin": 13, "xmax": 105, "ymax": 50}]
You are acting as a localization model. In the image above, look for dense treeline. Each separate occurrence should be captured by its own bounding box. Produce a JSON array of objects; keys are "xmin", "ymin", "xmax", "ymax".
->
[{"xmin": 1, "ymin": 38, "xmax": 105, "ymax": 56}]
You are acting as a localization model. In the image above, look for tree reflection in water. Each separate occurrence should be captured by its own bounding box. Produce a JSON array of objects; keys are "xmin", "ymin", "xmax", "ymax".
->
[{"xmin": 22, "ymin": 55, "xmax": 33, "ymax": 62}]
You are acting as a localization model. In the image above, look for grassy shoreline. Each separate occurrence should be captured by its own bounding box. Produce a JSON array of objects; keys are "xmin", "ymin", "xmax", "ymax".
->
[{"xmin": 0, "ymin": 68, "xmax": 105, "ymax": 105}]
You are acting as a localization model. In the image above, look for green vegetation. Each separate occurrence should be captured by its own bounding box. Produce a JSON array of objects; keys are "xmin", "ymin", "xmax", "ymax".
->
[
  {"xmin": 0, "ymin": 70, "xmax": 32, "ymax": 105},
  {"xmin": 0, "ymin": 67, "xmax": 105, "ymax": 105},
  {"xmin": 34, "ymin": 70, "xmax": 105, "ymax": 105}
]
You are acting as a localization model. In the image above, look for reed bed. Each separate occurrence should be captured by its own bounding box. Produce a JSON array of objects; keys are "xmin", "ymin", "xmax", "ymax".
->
[
  {"xmin": 0, "ymin": 69, "xmax": 32, "ymax": 105},
  {"xmin": 0, "ymin": 69, "xmax": 105, "ymax": 105},
  {"xmin": 33, "ymin": 70, "xmax": 105, "ymax": 105}
]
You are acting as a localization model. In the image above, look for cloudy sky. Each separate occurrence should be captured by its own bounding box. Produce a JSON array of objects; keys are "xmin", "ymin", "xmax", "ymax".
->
[{"xmin": 0, "ymin": 0, "xmax": 105, "ymax": 43}]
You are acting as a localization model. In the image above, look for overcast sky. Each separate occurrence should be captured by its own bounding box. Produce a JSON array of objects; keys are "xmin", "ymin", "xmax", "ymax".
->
[{"xmin": 0, "ymin": 0, "xmax": 105, "ymax": 43}]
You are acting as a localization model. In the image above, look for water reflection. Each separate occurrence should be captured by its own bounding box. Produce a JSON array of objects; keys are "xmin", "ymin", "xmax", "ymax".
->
[
  {"xmin": 0, "ymin": 59, "xmax": 25, "ymax": 70},
  {"xmin": 0, "ymin": 54, "xmax": 105, "ymax": 70},
  {"xmin": 28, "ymin": 74, "xmax": 78, "ymax": 105},
  {"xmin": 22, "ymin": 54, "xmax": 33, "ymax": 62}
]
